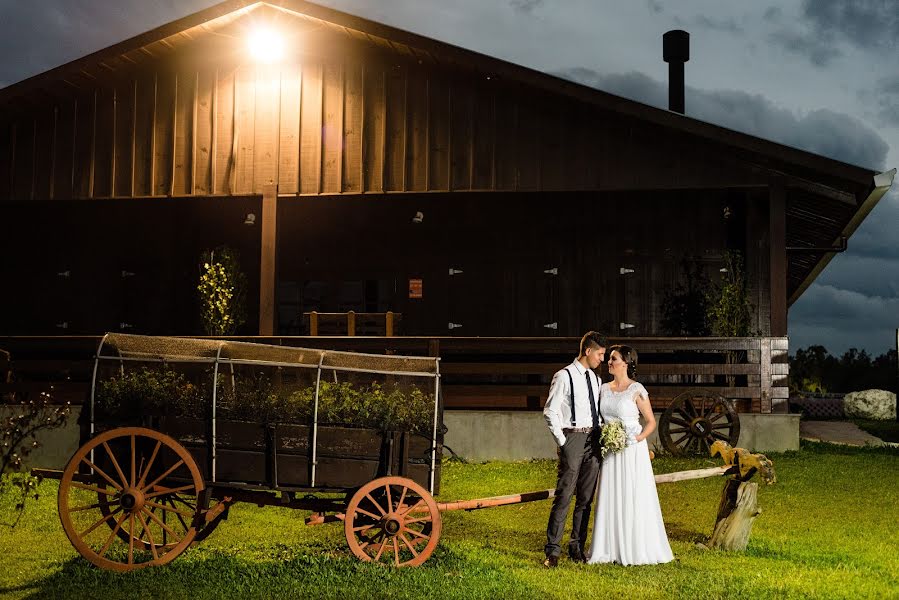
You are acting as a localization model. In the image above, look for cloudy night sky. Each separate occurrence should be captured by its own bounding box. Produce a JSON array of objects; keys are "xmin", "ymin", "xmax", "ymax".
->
[{"xmin": 1, "ymin": 0, "xmax": 896, "ymax": 356}]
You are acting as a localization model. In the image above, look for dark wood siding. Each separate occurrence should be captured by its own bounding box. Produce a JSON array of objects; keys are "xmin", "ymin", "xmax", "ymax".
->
[{"xmin": 0, "ymin": 47, "xmax": 771, "ymax": 202}]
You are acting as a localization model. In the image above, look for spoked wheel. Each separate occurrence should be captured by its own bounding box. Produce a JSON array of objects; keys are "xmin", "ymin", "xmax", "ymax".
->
[
  {"xmin": 344, "ymin": 476, "xmax": 441, "ymax": 567},
  {"xmin": 659, "ymin": 390, "xmax": 741, "ymax": 456},
  {"xmin": 96, "ymin": 488, "xmax": 225, "ymax": 550},
  {"xmin": 58, "ymin": 427, "xmax": 204, "ymax": 571}
]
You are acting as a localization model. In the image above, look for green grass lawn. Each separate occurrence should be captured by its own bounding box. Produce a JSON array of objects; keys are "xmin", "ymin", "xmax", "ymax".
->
[{"xmin": 2, "ymin": 442, "xmax": 897, "ymax": 600}]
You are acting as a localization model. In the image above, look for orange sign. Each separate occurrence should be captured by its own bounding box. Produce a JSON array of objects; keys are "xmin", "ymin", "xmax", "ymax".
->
[{"xmin": 409, "ymin": 278, "xmax": 423, "ymax": 299}]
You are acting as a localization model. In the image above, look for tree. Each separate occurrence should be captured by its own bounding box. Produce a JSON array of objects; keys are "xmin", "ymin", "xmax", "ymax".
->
[
  {"xmin": 706, "ymin": 251, "xmax": 754, "ymax": 386},
  {"xmin": 707, "ymin": 250, "xmax": 753, "ymax": 338},
  {"xmin": 197, "ymin": 246, "xmax": 247, "ymax": 336}
]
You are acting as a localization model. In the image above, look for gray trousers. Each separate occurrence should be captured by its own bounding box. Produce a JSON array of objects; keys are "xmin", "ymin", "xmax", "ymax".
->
[{"xmin": 544, "ymin": 431, "xmax": 601, "ymax": 558}]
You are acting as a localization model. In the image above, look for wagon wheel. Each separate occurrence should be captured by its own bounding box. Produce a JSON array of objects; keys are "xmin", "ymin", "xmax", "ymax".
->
[
  {"xmin": 58, "ymin": 427, "xmax": 204, "ymax": 571},
  {"xmin": 659, "ymin": 390, "xmax": 740, "ymax": 456},
  {"xmin": 96, "ymin": 488, "xmax": 225, "ymax": 549},
  {"xmin": 344, "ymin": 476, "xmax": 441, "ymax": 567}
]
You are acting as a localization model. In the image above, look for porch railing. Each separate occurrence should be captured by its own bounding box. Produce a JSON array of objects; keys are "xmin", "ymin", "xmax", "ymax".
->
[{"xmin": 0, "ymin": 336, "xmax": 788, "ymax": 413}]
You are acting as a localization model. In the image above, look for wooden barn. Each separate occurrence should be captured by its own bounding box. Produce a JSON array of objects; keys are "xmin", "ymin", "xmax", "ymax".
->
[{"xmin": 0, "ymin": 0, "xmax": 894, "ymax": 426}]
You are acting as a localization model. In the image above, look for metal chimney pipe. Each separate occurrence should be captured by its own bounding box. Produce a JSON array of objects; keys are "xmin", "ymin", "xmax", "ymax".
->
[{"xmin": 663, "ymin": 30, "xmax": 689, "ymax": 114}]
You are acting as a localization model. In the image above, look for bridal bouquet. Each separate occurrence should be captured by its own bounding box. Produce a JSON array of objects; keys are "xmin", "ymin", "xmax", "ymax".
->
[{"xmin": 599, "ymin": 420, "xmax": 628, "ymax": 458}]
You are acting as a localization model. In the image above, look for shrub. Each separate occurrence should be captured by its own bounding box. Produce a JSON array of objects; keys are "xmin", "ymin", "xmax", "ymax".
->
[
  {"xmin": 95, "ymin": 367, "xmax": 207, "ymax": 418},
  {"xmin": 197, "ymin": 246, "xmax": 247, "ymax": 336},
  {"xmin": 1, "ymin": 391, "xmax": 70, "ymax": 526}
]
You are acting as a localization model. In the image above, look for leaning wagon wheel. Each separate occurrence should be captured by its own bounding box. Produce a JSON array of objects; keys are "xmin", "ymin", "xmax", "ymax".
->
[
  {"xmin": 344, "ymin": 476, "xmax": 442, "ymax": 567},
  {"xmin": 659, "ymin": 390, "xmax": 740, "ymax": 456},
  {"xmin": 58, "ymin": 427, "xmax": 204, "ymax": 571}
]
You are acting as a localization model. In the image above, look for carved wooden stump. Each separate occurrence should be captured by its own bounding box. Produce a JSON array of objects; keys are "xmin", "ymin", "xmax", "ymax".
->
[{"xmin": 708, "ymin": 479, "xmax": 761, "ymax": 551}]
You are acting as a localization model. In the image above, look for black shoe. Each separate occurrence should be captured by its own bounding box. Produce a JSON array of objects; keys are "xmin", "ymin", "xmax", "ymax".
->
[
  {"xmin": 542, "ymin": 555, "xmax": 559, "ymax": 568},
  {"xmin": 569, "ymin": 548, "xmax": 586, "ymax": 563}
]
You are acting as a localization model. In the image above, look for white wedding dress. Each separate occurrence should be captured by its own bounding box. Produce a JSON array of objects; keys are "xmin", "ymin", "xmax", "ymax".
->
[{"xmin": 587, "ymin": 382, "xmax": 673, "ymax": 565}]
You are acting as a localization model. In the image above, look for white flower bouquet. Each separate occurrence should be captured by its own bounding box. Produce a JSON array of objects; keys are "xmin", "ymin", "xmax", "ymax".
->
[{"xmin": 599, "ymin": 420, "xmax": 629, "ymax": 458}]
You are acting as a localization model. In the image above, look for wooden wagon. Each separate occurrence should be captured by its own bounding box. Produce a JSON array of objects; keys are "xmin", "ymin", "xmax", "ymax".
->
[
  {"xmin": 36, "ymin": 334, "xmax": 766, "ymax": 571},
  {"xmin": 42, "ymin": 333, "xmax": 447, "ymax": 570}
]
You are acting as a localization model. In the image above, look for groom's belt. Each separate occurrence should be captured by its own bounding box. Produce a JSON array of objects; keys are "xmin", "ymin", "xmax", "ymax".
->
[{"xmin": 562, "ymin": 427, "xmax": 594, "ymax": 434}]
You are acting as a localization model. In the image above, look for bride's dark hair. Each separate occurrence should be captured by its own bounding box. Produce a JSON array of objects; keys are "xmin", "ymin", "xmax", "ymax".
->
[{"xmin": 609, "ymin": 344, "xmax": 638, "ymax": 379}]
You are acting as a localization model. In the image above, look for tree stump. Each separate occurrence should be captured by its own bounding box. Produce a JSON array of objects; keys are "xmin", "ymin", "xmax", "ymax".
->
[{"xmin": 708, "ymin": 479, "xmax": 761, "ymax": 551}]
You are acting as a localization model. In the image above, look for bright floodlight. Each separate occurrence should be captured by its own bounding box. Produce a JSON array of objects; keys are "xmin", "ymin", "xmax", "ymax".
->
[{"xmin": 248, "ymin": 28, "xmax": 285, "ymax": 62}]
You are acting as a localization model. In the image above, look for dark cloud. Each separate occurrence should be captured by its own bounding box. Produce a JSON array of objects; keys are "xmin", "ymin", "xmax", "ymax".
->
[
  {"xmin": 646, "ymin": 0, "xmax": 664, "ymax": 15},
  {"xmin": 802, "ymin": 0, "xmax": 899, "ymax": 52},
  {"xmin": 694, "ymin": 16, "xmax": 744, "ymax": 34},
  {"xmin": 763, "ymin": 7, "xmax": 783, "ymax": 22},
  {"xmin": 771, "ymin": 1, "xmax": 899, "ymax": 67},
  {"xmin": 0, "ymin": 0, "xmax": 215, "ymax": 88},
  {"xmin": 767, "ymin": 28, "xmax": 842, "ymax": 67},
  {"xmin": 858, "ymin": 76, "xmax": 899, "ymax": 128},
  {"xmin": 789, "ymin": 283, "xmax": 899, "ymax": 355},
  {"xmin": 509, "ymin": 0, "xmax": 544, "ymax": 15},
  {"xmin": 555, "ymin": 68, "xmax": 889, "ymax": 170}
]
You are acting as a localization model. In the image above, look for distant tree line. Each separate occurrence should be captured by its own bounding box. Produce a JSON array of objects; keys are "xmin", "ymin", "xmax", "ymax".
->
[{"xmin": 790, "ymin": 346, "xmax": 898, "ymax": 394}]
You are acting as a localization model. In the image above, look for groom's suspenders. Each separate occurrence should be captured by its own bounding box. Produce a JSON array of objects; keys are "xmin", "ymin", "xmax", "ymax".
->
[{"xmin": 565, "ymin": 368, "xmax": 576, "ymax": 426}]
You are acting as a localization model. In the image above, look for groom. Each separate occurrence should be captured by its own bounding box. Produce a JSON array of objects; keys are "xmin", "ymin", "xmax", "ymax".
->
[{"xmin": 542, "ymin": 331, "xmax": 607, "ymax": 567}]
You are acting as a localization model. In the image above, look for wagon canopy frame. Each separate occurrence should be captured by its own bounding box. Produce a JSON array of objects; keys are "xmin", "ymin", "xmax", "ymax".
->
[{"xmin": 90, "ymin": 333, "xmax": 442, "ymax": 493}]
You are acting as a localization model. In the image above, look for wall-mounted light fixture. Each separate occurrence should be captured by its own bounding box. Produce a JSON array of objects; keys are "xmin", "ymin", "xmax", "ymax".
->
[
  {"xmin": 248, "ymin": 28, "xmax": 286, "ymax": 63},
  {"xmin": 244, "ymin": 213, "xmax": 256, "ymax": 226}
]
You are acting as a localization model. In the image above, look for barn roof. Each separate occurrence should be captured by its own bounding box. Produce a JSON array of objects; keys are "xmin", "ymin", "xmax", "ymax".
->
[{"xmin": 0, "ymin": 0, "xmax": 893, "ymax": 304}]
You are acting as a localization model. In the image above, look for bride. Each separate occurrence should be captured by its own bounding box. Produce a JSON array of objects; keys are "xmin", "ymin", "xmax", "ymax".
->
[{"xmin": 587, "ymin": 344, "xmax": 673, "ymax": 565}]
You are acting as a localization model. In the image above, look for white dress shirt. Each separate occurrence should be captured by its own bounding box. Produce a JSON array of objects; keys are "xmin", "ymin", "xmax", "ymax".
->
[{"xmin": 543, "ymin": 359, "xmax": 603, "ymax": 447}]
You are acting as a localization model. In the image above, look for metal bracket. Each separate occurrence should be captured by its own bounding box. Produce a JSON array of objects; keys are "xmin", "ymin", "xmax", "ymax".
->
[
  {"xmin": 543, "ymin": 322, "xmax": 558, "ymax": 330},
  {"xmin": 121, "ymin": 270, "xmax": 135, "ymax": 278},
  {"xmin": 619, "ymin": 267, "xmax": 635, "ymax": 275},
  {"xmin": 449, "ymin": 268, "xmax": 464, "ymax": 275},
  {"xmin": 543, "ymin": 267, "xmax": 558, "ymax": 275},
  {"xmin": 619, "ymin": 322, "xmax": 635, "ymax": 330},
  {"xmin": 448, "ymin": 322, "xmax": 462, "ymax": 330}
]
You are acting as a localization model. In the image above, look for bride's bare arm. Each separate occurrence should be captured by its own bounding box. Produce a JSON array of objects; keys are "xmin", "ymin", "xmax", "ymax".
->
[{"xmin": 634, "ymin": 392, "xmax": 655, "ymax": 442}]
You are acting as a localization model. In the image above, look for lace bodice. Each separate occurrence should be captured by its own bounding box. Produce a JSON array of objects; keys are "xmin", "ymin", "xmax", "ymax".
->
[{"xmin": 600, "ymin": 381, "xmax": 648, "ymax": 429}]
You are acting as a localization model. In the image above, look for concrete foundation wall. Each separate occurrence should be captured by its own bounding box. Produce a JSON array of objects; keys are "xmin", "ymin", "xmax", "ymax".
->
[
  {"xmin": 9, "ymin": 406, "xmax": 799, "ymax": 470},
  {"xmin": 444, "ymin": 411, "xmax": 800, "ymax": 462}
]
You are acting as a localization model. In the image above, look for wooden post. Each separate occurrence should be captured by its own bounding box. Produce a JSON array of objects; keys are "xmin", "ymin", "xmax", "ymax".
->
[
  {"xmin": 769, "ymin": 179, "xmax": 787, "ymax": 336},
  {"xmin": 347, "ymin": 311, "xmax": 356, "ymax": 336},
  {"xmin": 258, "ymin": 183, "xmax": 278, "ymax": 336},
  {"xmin": 385, "ymin": 311, "xmax": 394, "ymax": 337},
  {"xmin": 708, "ymin": 479, "xmax": 761, "ymax": 551},
  {"xmin": 309, "ymin": 311, "xmax": 319, "ymax": 336}
]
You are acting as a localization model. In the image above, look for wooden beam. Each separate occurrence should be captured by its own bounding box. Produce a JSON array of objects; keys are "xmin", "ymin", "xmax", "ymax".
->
[
  {"xmin": 170, "ymin": 73, "xmax": 177, "ymax": 196},
  {"xmin": 769, "ymin": 179, "xmax": 787, "ymax": 337},
  {"xmin": 30, "ymin": 119, "xmax": 36, "ymax": 201},
  {"xmin": 150, "ymin": 74, "xmax": 157, "ymax": 195},
  {"xmin": 49, "ymin": 106, "xmax": 58, "ymax": 200},
  {"xmin": 131, "ymin": 79, "xmax": 137, "ymax": 197},
  {"xmin": 110, "ymin": 87, "xmax": 116, "ymax": 196},
  {"xmin": 258, "ymin": 183, "xmax": 278, "ymax": 336},
  {"xmin": 211, "ymin": 68, "xmax": 218, "ymax": 194},
  {"xmin": 70, "ymin": 98, "xmax": 77, "ymax": 196}
]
